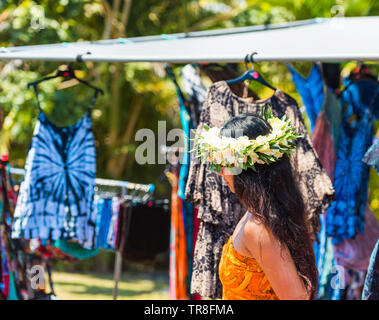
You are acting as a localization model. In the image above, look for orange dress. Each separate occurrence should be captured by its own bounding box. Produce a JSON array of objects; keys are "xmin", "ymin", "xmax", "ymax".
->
[{"xmin": 218, "ymin": 236, "xmax": 279, "ymax": 300}]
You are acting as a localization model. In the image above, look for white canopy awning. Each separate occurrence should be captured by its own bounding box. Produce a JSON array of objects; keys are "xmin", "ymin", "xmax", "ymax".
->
[{"xmin": 1, "ymin": 16, "xmax": 379, "ymax": 63}]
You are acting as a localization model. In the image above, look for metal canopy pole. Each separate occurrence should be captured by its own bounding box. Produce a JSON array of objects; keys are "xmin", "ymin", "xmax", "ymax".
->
[{"xmin": 112, "ymin": 186, "xmax": 127, "ymax": 300}]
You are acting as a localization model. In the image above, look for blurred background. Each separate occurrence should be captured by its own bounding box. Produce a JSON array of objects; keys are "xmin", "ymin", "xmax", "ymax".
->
[{"xmin": 1, "ymin": 0, "xmax": 379, "ymax": 299}]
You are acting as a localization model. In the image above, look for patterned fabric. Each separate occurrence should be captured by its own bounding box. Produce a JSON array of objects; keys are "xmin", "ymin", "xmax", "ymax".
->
[
  {"xmin": 218, "ymin": 236, "xmax": 279, "ymax": 300},
  {"xmin": 95, "ymin": 198, "xmax": 113, "ymax": 250},
  {"xmin": 362, "ymin": 239, "xmax": 379, "ymax": 300},
  {"xmin": 363, "ymin": 137, "xmax": 379, "ymax": 173},
  {"xmin": 287, "ymin": 63, "xmax": 325, "ymax": 131},
  {"xmin": 311, "ymin": 85, "xmax": 343, "ymax": 181},
  {"xmin": 12, "ymin": 110, "xmax": 96, "ymax": 245},
  {"xmin": 186, "ymin": 81, "xmax": 335, "ymax": 298},
  {"xmin": 326, "ymin": 80, "xmax": 378, "ymax": 244},
  {"xmin": 180, "ymin": 64, "xmax": 207, "ymax": 129},
  {"xmin": 333, "ymin": 204, "xmax": 379, "ymax": 271},
  {"xmin": 0, "ymin": 234, "xmax": 9, "ymax": 298},
  {"xmin": 107, "ymin": 197, "xmax": 120, "ymax": 250},
  {"xmin": 313, "ymin": 213, "xmax": 340, "ymax": 300}
]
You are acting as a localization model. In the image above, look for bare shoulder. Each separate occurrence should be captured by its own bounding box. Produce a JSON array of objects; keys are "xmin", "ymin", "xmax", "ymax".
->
[{"xmin": 242, "ymin": 215, "xmax": 282, "ymax": 260}]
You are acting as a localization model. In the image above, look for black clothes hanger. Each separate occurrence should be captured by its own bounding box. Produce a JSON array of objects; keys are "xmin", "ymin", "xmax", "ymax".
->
[
  {"xmin": 27, "ymin": 63, "xmax": 104, "ymax": 101},
  {"xmin": 226, "ymin": 52, "xmax": 276, "ymax": 91}
]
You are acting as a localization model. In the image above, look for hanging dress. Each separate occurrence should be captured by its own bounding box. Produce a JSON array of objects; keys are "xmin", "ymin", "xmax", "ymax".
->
[
  {"xmin": 326, "ymin": 79, "xmax": 379, "ymax": 244},
  {"xmin": 12, "ymin": 87, "xmax": 97, "ymax": 246},
  {"xmin": 286, "ymin": 63, "xmax": 325, "ymax": 131}
]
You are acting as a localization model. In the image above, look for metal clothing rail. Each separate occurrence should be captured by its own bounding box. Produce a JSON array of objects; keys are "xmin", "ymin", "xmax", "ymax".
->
[{"xmin": 9, "ymin": 167, "xmax": 155, "ymax": 193}]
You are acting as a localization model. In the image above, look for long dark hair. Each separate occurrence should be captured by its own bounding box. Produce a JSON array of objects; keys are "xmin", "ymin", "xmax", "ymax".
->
[{"xmin": 220, "ymin": 113, "xmax": 318, "ymax": 299}]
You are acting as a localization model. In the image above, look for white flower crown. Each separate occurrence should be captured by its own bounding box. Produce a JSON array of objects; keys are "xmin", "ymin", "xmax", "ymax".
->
[{"xmin": 191, "ymin": 105, "xmax": 303, "ymax": 173}]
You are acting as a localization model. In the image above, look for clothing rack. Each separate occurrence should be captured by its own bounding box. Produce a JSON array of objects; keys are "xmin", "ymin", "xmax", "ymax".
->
[
  {"xmin": 10, "ymin": 166, "xmax": 158, "ymax": 300},
  {"xmin": 9, "ymin": 167, "xmax": 155, "ymax": 193}
]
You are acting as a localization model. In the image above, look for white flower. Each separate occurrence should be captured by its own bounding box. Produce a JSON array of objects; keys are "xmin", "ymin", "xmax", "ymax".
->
[
  {"xmin": 213, "ymin": 150, "xmax": 224, "ymax": 164},
  {"xmin": 248, "ymin": 150, "xmax": 259, "ymax": 164},
  {"xmin": 231, "ymin": 136, "xmax": 251, "ymax": 150},
  {"xmin": 258, "ymin": 142, "xmax": 271, "ymax": 155},
  {"xmin": 255, "ymin": 135, "xmax": 269, "ymax": 147},
  {"xmin": 270, "ymin": 148, "xmax": 283, "ymax": 158},
  {"xmin": 223, "ymin": 148, "xmax": 237, "ymax": 164}
]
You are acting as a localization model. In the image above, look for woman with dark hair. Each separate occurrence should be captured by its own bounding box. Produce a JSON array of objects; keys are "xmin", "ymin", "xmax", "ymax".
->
[{"xmin": 193, "ymin": 108, "xmax": 318, "ymax": 300}]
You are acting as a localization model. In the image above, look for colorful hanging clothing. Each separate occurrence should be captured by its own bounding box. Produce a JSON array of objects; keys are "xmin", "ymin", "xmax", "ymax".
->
[
  {"xmin": 180, "ymin": 64, "xmax": 207, "ymax": 128},
  {"xmin": 313, "ymin": 213, "xmax": 341, "ymax": 300},
  {"xmin": 95, "ymin": 197, "xmax": 114, "ymax": 250},
  {"xmin": 287, "ymin": 63, "xmax": 325, "ymax": 130},
  {"xmin": 0, "ymin": 233, "xmax": 10, "ymax": 299},
  {"xmin": 0, "ymin": 156, "xmax": 28, "ymax": 300},
  {"xmin": 362, "ymin": 239, "xmax": 379, "ymax": 300},
  {"xmin": 54, "ymin": 239, "xmax": 99, "ymax": 260},
  {"xmin": 311, "ymin": 85, "xmax": 343, "ymax": 180},
  {"xmin": 172, "ymin": 65, "xmax": 204, "ymax": 299},
  {"xmin": 167, "ymin": 168, "xmax": 188, "ymax": 300},
  {"xmin": 218, "ymin": 236, "xmax": 279, "ymax": 300},
  {"xmin": 185, "ymin": 81, "xmax": 335, "ymax": 298},
  {"xmin": 333, "ymin": 204, "xmax": 379, "ymax": 271},
  {"xmin": 12, "ymin": 105, "xmax": 96, "ymax": 244},
  {"xmin": 106, "ymin": 197, "xmax": 120, "ymax": 250},
  {"xmin": 363, "ymin": 137, "xmax": 379, "ymax": 173},
  {"xmin": 343, "ymin": 269, "xmax": 366, "ymax": 300},
  {"xmin": 326, "ymin": 79, "xmax": 379, "ymax": 244}
]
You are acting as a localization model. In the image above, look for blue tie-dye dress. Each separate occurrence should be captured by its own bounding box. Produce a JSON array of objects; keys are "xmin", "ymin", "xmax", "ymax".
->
[{"xmin": 11, "ymin": 108, "xmax": 96, "ymax": 246}]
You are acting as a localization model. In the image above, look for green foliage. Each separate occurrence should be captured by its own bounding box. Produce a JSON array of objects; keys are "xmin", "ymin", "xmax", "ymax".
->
[{"xmin": 1, "ymin": 0, "xmax": 379, "ymax": 274}]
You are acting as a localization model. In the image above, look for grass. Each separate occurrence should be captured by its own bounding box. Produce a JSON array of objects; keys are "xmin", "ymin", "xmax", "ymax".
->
[{"xmin": 51, "ymin": 270, "xmax": 170, "ymax": 300}]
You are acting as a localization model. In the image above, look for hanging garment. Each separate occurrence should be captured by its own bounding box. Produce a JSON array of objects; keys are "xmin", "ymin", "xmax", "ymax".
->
[
  {"xmin": 7, "ymin": 271, "xmax": 19, "ymax": 300},
  {"xmin": 218, "ymin": 236, "xmax": 279, "ymax": 300},
  {"xmin": 342, "ymin": 79, "xmax": 379, "ymax": 119},
  {"xmin": 105, "ymin": 197, "xmax": 120, "ymax": 250},
  {"xmin": 326, "ymin": 80, "xmax": 379, "ymax": 244},
  {"xmin": 321, "ymin": 63, "xmax": 341, "ymax": 91},
  {"xmin": 191, "ymin": 207, "xmax": 202, "ymax": 300},
  {"xmin": 122, "ymin": 202, "xmax": 170, "ymax": 261},
  {"xmin": 333, "ymin": 204, "xmax": 379, "ymax": 271},
  {"xmin": 287, "ymin": 63, "xmax": 325, "ymax": 131},
  {"xmin": 181, "ymin": 64, "xmax": 207, "ymax": 107},
  {"xmin": 0, "ymin": 233, "xmax": 10, "ymax": 299},
  {"xmin": 171, "ymin": 66, "xmax": 204, "ymax": 299},
  {"xmin": 343, "ymin": 269, "xmax": 366, "ymax": 300},
  {"xmin": 313, "ymin": 213, "xmax": 341, "ymax": 300},
  {"xmin": 95, "ymin": 197, "xmax": 114, "ymax": 250},
  {"xmin": 182, "ymin": 201, "xmax": 193, "ymax": 297},
  {"xmin": 180, "ymin": 64, "xmax": 207, "ymax": 128},
  {"xmin": 0, "ymin": 156, "xmax": 29, "ymax": 300},
  {"xmin": 11, "ymin": 105, "xmax": 96, "ymax": 244},
  {"xmin": 176, "ymin": 84, "xmax": 192, "ymax": 201},
  {"xmin": 54, "ymin": 239, "xmax": 99, "ymax": 260},
  {"xmin": 167, "ymin": 168, "xmax": 188, "ymax": 300},
  {"xmin": 363, "ymin": 137, "xmax": 379, "ymax": 173},
  {"xmin": 311, "ymin": 85, "xmax": 343, "ymax": 180},
  {"xmin": 185, "ymin": 81, "xmax": 335, "ymax": 298},
  {"xmin": 362, "ymin": 239, "xmax": 379, "ymax": 300}
]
